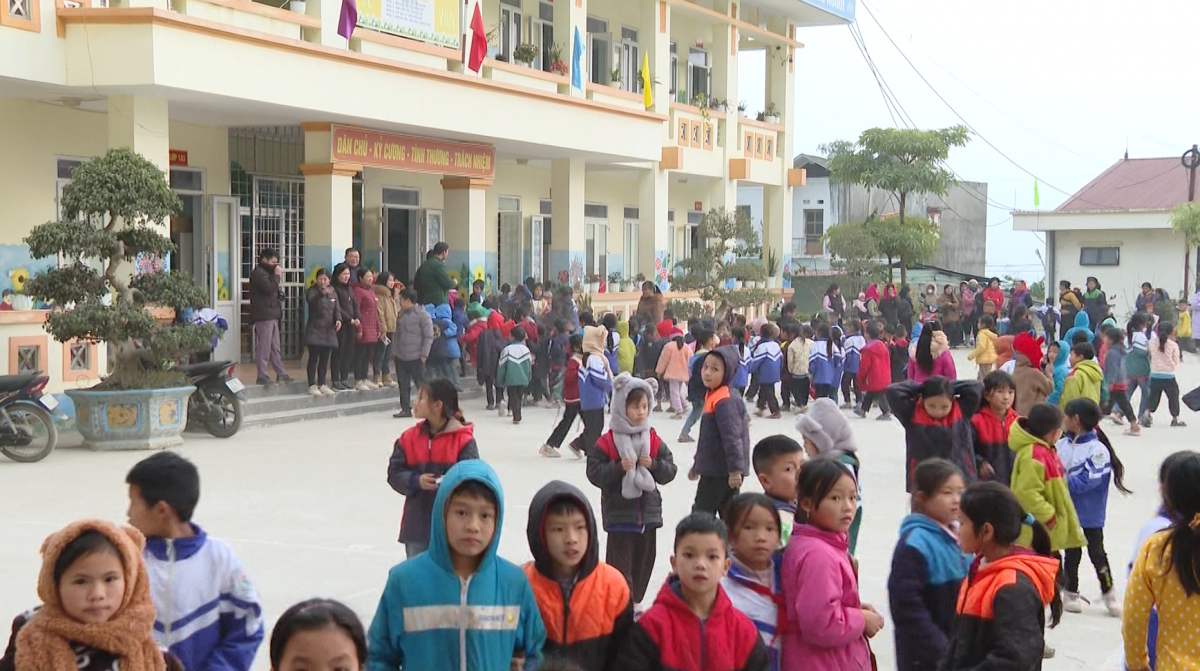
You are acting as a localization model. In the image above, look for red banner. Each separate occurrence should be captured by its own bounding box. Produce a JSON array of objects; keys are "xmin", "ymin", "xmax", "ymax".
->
[
  {"xmin": 330, "ymin": 126, "xmax": 494, "ymax": 179},
  {"xmin": 169, "ymin": 150, "xmax": 188, "ymax": 166}
]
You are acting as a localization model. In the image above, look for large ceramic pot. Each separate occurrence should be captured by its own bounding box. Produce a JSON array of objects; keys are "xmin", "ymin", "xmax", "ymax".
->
[{"xmin": 66, "ymin": 386, "xmax": 196, "ymax": 451}]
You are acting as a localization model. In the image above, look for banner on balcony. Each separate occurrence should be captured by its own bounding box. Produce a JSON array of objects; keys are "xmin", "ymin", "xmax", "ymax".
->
[
  {"xmin": 356, "ymin": 0, "xmax": 459, "ymax": 48},
  {"xmin": 331, "ymin": 126, "xmax": 495, "ymax": 179}
]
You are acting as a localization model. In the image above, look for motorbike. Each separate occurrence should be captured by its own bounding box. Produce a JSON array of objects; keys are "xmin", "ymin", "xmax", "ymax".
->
[
  {"xmin": 180, "ymin": 360, "xmax": 245, "ymax": 438},
  {"xmin": 0, "ymin": 372, "xmax": 60, "ymax": 463}
]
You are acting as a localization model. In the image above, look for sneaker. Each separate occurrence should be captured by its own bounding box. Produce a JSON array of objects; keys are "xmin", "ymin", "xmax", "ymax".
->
[
  {"xmin": 1140, "ymin": 411, "xmax": 1153, "ymax": 428},
  {"xmin": 512, "ymin": 418, "xmax": 521, "ymax": 425},
  {"xmin": 486, "ymin": 404, "xmax": 496, "ymax": 411},
  {"xmin": 792, "ymin": 407, "xmax": 804, "ymax": 415},
  {"xmin": 840, "ymin": 402, "xmax": 852, "ymax": 410},
  {"xmin": 319, "ymin": 385, "xmax": 336, "ymax": 396},
  {"xmin": 568, "ymin": 442, "xmax": 583, "ymax": 459},
  {"xmin": 768, "ymin": 412, "xmax": 782, "ymax": 419},
  {"xmin": 331, "ymin": 381, "xmax": 347, "ymax": 391},
  {"xmin": 257, "ymin": 377, "xmax": 273, "ymax": 385},
  {"xmin": 1063, "ymin": 591, "xmax": 1083, "ymax": 613},
  {"xmin": 1172, "ymin": 418, "xmax": 1188, "ymax": 427},
  {"xmin": 1103, "ymin": 591, "xmax": 1121, "ymax": 617},
  {"xmin": 393, "ymin": 410, "xmax": 413, "ymax": 418},
  {"xmin": 853, "ymin": 407, "xmax": 866, "ymax": 418},
  {"xmin": 1123, "ymin": 426, "xmax": 1141, "ymax": 436},
  {"xmin": 539, "ymin": 444, "xmax": 562, "ymax": 458},
  {"xmin": 278, "ymin": 374, "xmax": 294, "ymax": 383},
  {"xmin": 355, "ymin": 381, "xmax": 371, "ymax": 391},
  {"xmin": 677, "ymin": 435, "xmax": 695, "ymax": 443},
  {"xmin": 1042, "ymin": 645, "xmax": 1055, "ymax": 660},
  {"xmin": 497, "ymin": 406, "xmax": 506, "ymax": 417},
  {"xmin": 877, "ymin": 413, "xmax": 893, "ymax": 421},
  {"xmin": 308, "ymin": 385, "xmax": 322, "ymax": 397},
  {"xmin": 1109, "ymin": 412, "xmax": 1126, "ymax": 425},
  {"xmin": 754, "ymin": 409, "xmax": 765, "ymax": 417}
]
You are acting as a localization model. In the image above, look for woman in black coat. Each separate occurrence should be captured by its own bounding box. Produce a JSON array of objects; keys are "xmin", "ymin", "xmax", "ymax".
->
[
  {"xmin": 331, "ymin": 263, "xmax": 361, "ymax": 391},
  {"xmin": 897, "ymin": 284, "xmax": 916, "ymax": 334},
  {"xmin": 304, "ymin": 268, "xmax": 341, "ymax": 394}
]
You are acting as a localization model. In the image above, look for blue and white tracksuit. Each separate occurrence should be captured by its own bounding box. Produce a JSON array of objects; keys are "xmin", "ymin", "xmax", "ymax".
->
[
  {"xmin": 367, "ymin": 460, "xmax": 546, "ymax": 671},
  {"xmin": 748, "ymin": 340, "xmax": 782, "ymax": 385},
  {"xmin": 1057, "ymin": 430, "xmax": 1111, "ymax": 529},
  {"xmin": 144, "ymin": 525, "xmax": 264, "ymax": 671}
]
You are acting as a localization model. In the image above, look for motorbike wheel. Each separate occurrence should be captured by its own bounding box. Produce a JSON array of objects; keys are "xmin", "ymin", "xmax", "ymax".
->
[
  {"xmin": 200, "ymin": 386, "xmax": 242, "ymax": 438},
  {"xmin": 0, "ymin": 401, "xmax": 58, "ymax": 463}
]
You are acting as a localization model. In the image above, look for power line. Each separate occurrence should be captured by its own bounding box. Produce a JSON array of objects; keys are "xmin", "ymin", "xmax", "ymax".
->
[
  {"xmin": 846, "ymin": 24, "xmax": 901, "ymax": 128},
  {"xmin": 858, "ymin": 0, "xmax": 1116, "ymax": 210},
  {"xmin": 849, "ymin": 22, "xmax": 916, "ymax": 129}
]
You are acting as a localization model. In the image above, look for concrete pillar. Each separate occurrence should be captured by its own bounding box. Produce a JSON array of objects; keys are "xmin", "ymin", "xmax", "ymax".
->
[
  {"xmin": 441, "ymin": 177, "xmax": 491, "ymax": 287},
  {"xmin": 306, "ymin": 0, "xmax": 351, "ymax": 47},
  {"xmin": 639, "ymin": 166, "xmax": 670, "ymax": 291},
  {"xmin": 550, "ymin": 157, "xmax": 586, "ymax": 286},
  {"xmin": 766, "ymin": 17, "xmax": 796, "ymax": 285},
  {"xmin": 764, "ymin": 184, "xmax": 792, "ymax": 285},
  {"xmin": 554, "ymin": 0, "xmax": 587, "ymax": 98},
  {"xmin": 640, "ymin": 0, "xmax": 670, "ymax": 118},
  {"xmin": 711, "ymin": 0, "xmax": 738, "ymax": 153},
  {"xmin": 301, "ymin": 125, "xmax": 356, "ymax": 278}
]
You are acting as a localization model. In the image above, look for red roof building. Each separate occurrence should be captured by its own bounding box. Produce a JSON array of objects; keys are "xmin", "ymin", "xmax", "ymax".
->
[{"xmin": 1013, "ymin": 155, "xmax": 1194, "ymax": 320}]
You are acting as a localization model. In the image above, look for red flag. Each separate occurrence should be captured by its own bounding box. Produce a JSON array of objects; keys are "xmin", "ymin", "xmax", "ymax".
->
[{"xmin": 467, "ymin": 2, "xmax": 486, "ymax": 73}]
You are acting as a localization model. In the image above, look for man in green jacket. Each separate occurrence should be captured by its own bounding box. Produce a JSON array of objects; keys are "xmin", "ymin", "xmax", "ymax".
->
[{"xmin": 414, "ymin": 242, "xmax": 455, "ymax": 306}]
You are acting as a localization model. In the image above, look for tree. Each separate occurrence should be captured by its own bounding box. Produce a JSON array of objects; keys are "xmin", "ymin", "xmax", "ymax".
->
[
  {"xmin": 1170, "ymin": 201, "xmax": 1200, "ymax": 296},
  {"xmin": 822, "ymin": 219, "xmax": 883, "ymax": 286},
  {"xmin": 823, "ymin": 125, "xmax": 970, "ymax": 284},
  {"xmin": 23, "ymin": 148, "xmax": 217, "ymax": 390},
  {"xmin": 672, "ymin": 207, "xmax": 767, "ymax": 315},
  {"xmin": 868, "ymin": 215, "xmax": 940, "ymax": 282}
]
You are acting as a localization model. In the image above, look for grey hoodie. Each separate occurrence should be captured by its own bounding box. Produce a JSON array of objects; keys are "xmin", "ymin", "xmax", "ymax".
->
[{"xmin": 610, "ymin": 373, "xmax": 659, "ymax": 498}]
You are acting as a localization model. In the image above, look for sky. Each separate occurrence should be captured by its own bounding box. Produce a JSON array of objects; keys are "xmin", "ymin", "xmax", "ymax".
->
[{"xmin": 738, "ymin": 0, "xmax": 1200, "ymax": 282}]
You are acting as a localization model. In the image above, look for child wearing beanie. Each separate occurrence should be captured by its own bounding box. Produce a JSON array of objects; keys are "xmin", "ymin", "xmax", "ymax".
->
[{"xmin": 795, "ymin": 398, "xmax": 864, "ymax": 553}]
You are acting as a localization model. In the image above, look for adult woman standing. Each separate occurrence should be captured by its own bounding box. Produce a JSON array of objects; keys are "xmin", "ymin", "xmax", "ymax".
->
[
  {"xmin": 352, "ymin": 267, "xmax": 380, "ymax": 391},
  {"xmin": 1059, "ymin": 280, "xmax": 1082, "ymax": 341},
  {"xmin": 897, "ymin": 284, "xmax": 916, "ymax": 334},
  {"xmin": 304, "ymin": 268, "xmax": 340, "ymax": 396},
  {"xmin": 374, "ymin": 271, "xmax": 400, "ymax": 387},
  {"xmin": 960, "ymin": 281, "xmax": 977, "ymax": 344},
  {"xmin": 1082, "ymin": 276, "xmax": 1108, "ymax": 333},
  {"xmin": 938, "ymin": 284, "xmax": 963, "ymax": 347},
  {"xmin": 907, "ymin": 320, "xmax": 957, "ymax": 383},
  {"xmin": 330, "ymin": 263, "xmax": 360, "ymax": 391},
  {"xmin": 880, "ymin": 282, "xmax": 900, "ymax": 327},
  {"xmin": 823, "ymin": 283, "xmax": 846, "ymax": 324},
  {"xmin": 981, "ymin": 278, "xmax": 1006, "ymax": 320}
]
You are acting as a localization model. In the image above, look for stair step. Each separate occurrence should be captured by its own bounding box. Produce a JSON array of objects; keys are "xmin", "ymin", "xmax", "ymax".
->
[
  {"xmin": 243, "ymin": 386, "xmax": 398, "ymax": 415},
  {"xmin": 240, "ymin": 383, "xmax": 481, "ymax": 430},
  {"xmin": 242, "ymin": 395, "xmax": 404, "ymax": 430}
]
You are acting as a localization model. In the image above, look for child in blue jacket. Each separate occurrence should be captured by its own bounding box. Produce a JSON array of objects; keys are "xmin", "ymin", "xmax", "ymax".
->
[
  {"xmin": 367, "ymin": 460, "xmax": 546, "ymax": 671},
  {"xmin": 426, "ymin": 303, "xmax": 460, "ymax": 388},
  {"xmin": 1046, "ymin": 340, "xmax": 1070, "ymax": 405},
  {"xmin": 570, "ymin": 325, "xmax": 613, "ymax": 458},
  {"xmin": 841, "ymin": 319, "xmax": 866, "ymax": 409},
  {"xmin": 1058, "ymin": 398, "xmax": 1130, "ymax": 618},
  {"xmin": 749, "ymin": 323, "xmax": 783, "ymax": 418},
  {"xmin": 808, "ymin": 323, "xmax": 844, "ymax": 401}
]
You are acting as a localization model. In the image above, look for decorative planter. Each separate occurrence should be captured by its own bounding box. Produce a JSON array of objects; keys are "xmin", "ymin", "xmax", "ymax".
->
[
  {"xmin": 767, "ymin": 276, "xmax": 779, "ymax": 289},
  {"xmin": 734, "ymin": 280, "xmax": 744, "ymax": 289},
  {"xmin": 766, "ymin": 114, "xmax": 780, "ymax": 124},
  {"xmin": 11, "ymin": 295, "xmax": 33, "ymax": 310},
  {"xmin": 585, "ymin": 282, "xmax": 597, "ymax": 294},
  {"xmin": 67, "ymin": 386, "xmax": 196, "ymax": 451},
  {"xmin": 289, "ymin": 0, "xmax": 305, "ymax": 11}
]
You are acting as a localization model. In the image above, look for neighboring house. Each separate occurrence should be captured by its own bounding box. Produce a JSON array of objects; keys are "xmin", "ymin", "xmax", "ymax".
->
[
  {"xmin": 1013, "ymin": 155, "xmax": 1192, "ymax": 319},
  {"xmin": 739, "ymin": 154, "xmax": 988, "ymax": 276}
]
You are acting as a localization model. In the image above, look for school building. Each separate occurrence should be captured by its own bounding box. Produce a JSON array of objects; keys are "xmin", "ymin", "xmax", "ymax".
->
[{"xmin": 0, "ymin": 0, "xmax": 852, "ymax": 385}]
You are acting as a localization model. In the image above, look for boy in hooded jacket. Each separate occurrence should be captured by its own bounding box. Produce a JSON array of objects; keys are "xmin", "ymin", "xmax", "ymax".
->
[
  {"xmin": 1011, "ymin": 333, "xmax": 1053, "ymax": 415},
  {"xmin": 1008, "ymin": 406, "xmax": 1086, "ymax": 553},
  {"xmin": 1058, "ymin": 342, "xmax": 1103, "ymax": 408},
  {"xmin": 425, "ymin": 303, "xmax": 460, "ymax": 386},
  {"xmin": 587, "ymin": 374, "xmax": 679, "ymax": 605},
  {"xmin": 692, "ymin": 346, "xmax": 752, "ymax": 517},
  {"xmin": 367, "ymin": 460, "xmax": 546, "ymax": 671},
  {"xmin": 1045, "ymin": 340, "xmax": 1070, "ymax": 406},
  {"xmin": 523, "ymin": 482, "xmax": 634, "ymax": 671},
  {"xmin": 854, "ymin": 321, "xmax": 892, "ymax": 419}
]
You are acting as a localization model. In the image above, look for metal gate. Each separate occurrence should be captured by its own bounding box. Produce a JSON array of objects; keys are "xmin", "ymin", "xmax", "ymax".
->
[{"xmin": 239, "ymin": 176, "xmax": 305, "ymax": 361}]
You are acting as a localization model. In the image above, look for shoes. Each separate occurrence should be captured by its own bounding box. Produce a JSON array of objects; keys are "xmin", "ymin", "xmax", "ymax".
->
[
  {"xmin": 793, "ymin": 407, "xmax": 804, "ymax": 415},
  {"xmin": 364, "ymin": 379, "xmax": 379, "ymax": 390},
  {"xmin": 381, "ymin": 374, "xmax": 397, "ymax": 388},
  {"xmin": 319, "ymin": 385, "xmax": 336, "ymax": 396},
  {"xmin": 1042, "ymin": 645, "xmax": 1055, "ymax": 660},
  {"xmin": 1063, "ymin": 591, "xmax": 1083, "ymax": 614},
  {"xmin": 877, "ymin": 413, "xmax": 893, "ymax": 421},
  {"xmin": 1172, "ymin": 418, "xmax": 1188, "ymax": 427},
  {"xmin": 1140, "ymin": 411, "xmax": 1153, "ymax": 427},
  {"xmin": 308, "ymin": 385, "xmax": 322, "ymax": 397},
  {"xmin": 755, "ymin": 409, "xmax": 765, "ymax": 417},
  {"xmin": 373, "ymin": 375, "xmax": 382, "ymax": 387},
  {"xmin": 853, "ymin": 407, "xmax": 866, "ymax": 418},
  {"xmin": 355, "ymin": 381, "xmax": 371, "ymax": 391},
  {"xmin": 331, "ymin": 382, "xmax": 347, "ymax": 391},
  {"xmin": 257, "ymin": 377, "xmax": 272, "ymax": 385},
  {"xmin": 539, "ymin": 444, "xmax": 562, "ymax": 458},
  {"xmin": 1103, "ymin": 591, "xmax": 1121, "ymax": 617},
  {"xmin": 1123, "ymin": 426, "xmax": 1141, "ymax": 436},
  {"xmin": 393, "ymin": 410, "xmax": 413, "ymax": 418},
  {"xmin": 1109, "ymin": 412, "xmax": 1126, "ymax": 426},
  {"xmin": 677, "ymin": 435, "xmax": 694, "ymax": 443},
  {"xmin": 513, "ymin": 418, "xmax": 521, "ymax": 425},
  {"xmin": 498, "ymin": 406, "xmax": 507, "ymax": 417},
  {"xmin": 568, "ymin": 442, "xmax": 583, "ymax": 459},
  {"xmin": 278, "ymin": 374, "xmax": 294, "ymax": 383},
  {"xmin": 768, "ymin": 412, "xmax": 782, "ymax": 419},
  {"xmin": 840, "ymin": 402, "xmax": 852, "ymax": 410}
]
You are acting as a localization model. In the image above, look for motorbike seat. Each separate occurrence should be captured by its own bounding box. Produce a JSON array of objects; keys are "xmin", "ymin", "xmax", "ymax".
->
[
  {"xmin": 0, "ymin": 373, "xmax": 41, "ymax": 393},
  {"xmin": 177, "ymin": 361, "xmax": 233, "ymax": 376}
]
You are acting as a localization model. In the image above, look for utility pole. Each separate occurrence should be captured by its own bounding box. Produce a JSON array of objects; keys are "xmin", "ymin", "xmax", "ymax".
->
[{"xmin": 1182, "ymin": 144, "xmax": 1199, "ymax": 296}]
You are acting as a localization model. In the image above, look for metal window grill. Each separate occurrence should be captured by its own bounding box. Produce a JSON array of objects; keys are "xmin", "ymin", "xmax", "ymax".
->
[
  {"xmin": 8, "ymin": 0, "xmax": 29, "ymax": 18},
  {"xmin": 68, "ymin": 343, "xmax": 90, "ymax": 371},
  {"xmin": 17, "ymin": 345, "xmax": 40, "ymax": 375}
]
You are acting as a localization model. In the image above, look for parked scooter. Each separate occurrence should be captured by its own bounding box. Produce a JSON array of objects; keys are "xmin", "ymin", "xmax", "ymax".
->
[
  {"xmin": 0, "ymin": 372, "xmax": 60, "ymax": 462},
  {"xmin": 180, "ymin": 360, "xmax": 245, "ymax": 438}
]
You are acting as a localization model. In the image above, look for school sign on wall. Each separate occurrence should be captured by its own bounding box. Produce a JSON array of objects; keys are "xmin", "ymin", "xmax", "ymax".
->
[
  {"xmin": 331, "ymin": 125, "xmax": 495, "ymax": 179},
  {"xmin": 356, "ymin": 0, "xmax": 460, "ymax": 47}
]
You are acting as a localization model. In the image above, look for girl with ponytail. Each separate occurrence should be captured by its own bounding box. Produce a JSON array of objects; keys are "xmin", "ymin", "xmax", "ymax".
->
[{"xmin": 941, "ymin": 481, "xmax": 1062, "ymax": 669}]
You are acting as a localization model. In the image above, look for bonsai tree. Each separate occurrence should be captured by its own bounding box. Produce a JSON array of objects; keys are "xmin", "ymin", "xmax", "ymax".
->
[
  {"xmin": 23, "ymin": 148, "xmax": 217, "ymax": 390},
  {"xmin": 672, "ymin": 207, "xmax": 769, "ymax": 314}
]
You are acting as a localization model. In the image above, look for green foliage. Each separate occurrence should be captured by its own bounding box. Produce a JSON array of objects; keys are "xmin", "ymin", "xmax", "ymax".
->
[
  {"xmin": 21, "ymin": 148, "xmax": 215, "ymax": 390},
  {"xmin": 869, "ymin": 216, "xmax": 940, "ymax": 279},
  {"xmin": 823, "ymin": 220, "xmax": 884, "ymax": 283},
  {"xmin": 1029, "ymin": 279, "xmax": 1046, "ymax": 302},
  {"xmin": 672, "ymin": 208, "xmax": 761, "ymax": 290},
  {"xmin": 665, "ymin": 298, "xmax": 709, "ymax": 321},
  {"xmin": 1170, "ymin": 202, "xmax": 1200, "ymax": 246}
]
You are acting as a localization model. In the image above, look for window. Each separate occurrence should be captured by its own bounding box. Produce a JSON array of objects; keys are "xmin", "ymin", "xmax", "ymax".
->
[
  {"xmin": 687, "ymin": 48, "xmax": 709, "ymax": 104},
  {"xmin": 804, "ymin": 209, "xmax": 824, "ymax": 256},
  {"xmin": 736, "ymin": 205, "xmax": 752, "ymax": 225},
  {"xmin": 539, "ymin": 199, "xmax": 552, "ymax": 215},
  {"xmin": 587, "ymin": 16, "xmax": 610, "ymax": 86},
  {"xmin": 67, "ymin": 342, "xmax": 91, "ymax": 371},
  {"xmin": 499, "ymin": 195, "xmax": 522, "ymax": 212},
  {"xmin": 1080, "ymin": 246, "xmax": 1119, "ymax": 266},
  {"xmin": 383, "ymin": 187, "xmax": 420, "ymax": 208},
  {"xmin": 619, "ymin": 27, "xmax": 639, "ymax": 93},
  {"xmin": 624, "ymin": 219, "xmax": 639, "ymax": 277},
  {"xmin": 669, "ymin": 42, "xmax": 678, "ymax": 99},
  {"xmin": 584, "ymin": 203, "xmax": 608, "ymax": 218},
  {"xmin": 169, "ymin": 168, "xmax": 204, "ymax": 192},
  {"xmin": 16, "ymin": 345, "xmax": 40, "ymax": 375},
  {"xmin": 530, "ymin": 2, "xmax": 554, "ymax": 71},
  {"xmin": 499, "ymin": 0, "xmax": 523, "ymax": 62}
]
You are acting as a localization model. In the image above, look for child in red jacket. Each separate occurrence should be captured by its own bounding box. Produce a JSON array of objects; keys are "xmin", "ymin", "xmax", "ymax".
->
[
  {"xmin": 613, "ymin": 513, "xmax": 769, "ymax": 671},
  {"xmin": 540, "ymin": 334, "xmax": 584, "ymax": 459},
  {"xmin": 855, "ymin": 321, "xmax": 893, "ymax": 420},
  {"xmin": 969, "ymin": 370, "xmax": 1018, "ymax": 485}
]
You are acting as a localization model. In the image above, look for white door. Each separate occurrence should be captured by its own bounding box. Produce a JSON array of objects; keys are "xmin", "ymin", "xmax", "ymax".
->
[
  {"xmin": 423, "ymin": 209, "xmax": 444, "ymax": 252},
  {"xmin": 498, "ymin": 211, "xmax": 522, "ymax": 288},
  {"xmin": 530, "ymin": 215, "xmax": 544, "ymax": 282},
  {"xmin": 208, "ymin": 196, "xmax": 241, "ymax": 363}
]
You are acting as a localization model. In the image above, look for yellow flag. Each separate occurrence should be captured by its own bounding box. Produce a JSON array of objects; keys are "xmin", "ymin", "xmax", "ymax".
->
[{"xmin": 640, "ymin": 52, "xmax": 653, "ymax": 109}]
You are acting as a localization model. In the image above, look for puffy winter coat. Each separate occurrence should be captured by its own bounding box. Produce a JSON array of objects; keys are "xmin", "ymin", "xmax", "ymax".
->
[
  {"xmin": 888, "ymin": 514, "xmax": 969, "ymax": 671},
  {"xmin": 1058, "ymin": 431, "xmax": 1113, "ymax": 529},
  {"xmin": 856, "ymin": 339, "xmax": 891, "ymax": 393},
  {"xmin": 1059, "ymin": 359, "xmax": 1102, "ymax": 408},
  {"xmin": 1008, "ymin": 418, "xmax": 1085, "ymax": 551},
  {"xmin": 887, "ymin": 380, "xmax": 983, "ymax": 492},
  {"xmin": 696, "ymin": 347, "xmax": 750, "ymax": 477},
  {"xmin": 588, "ymin": 430, "xmax": 677, "ymax": 529},
  {"xmin": 385, "ymin": 419, "xmax": 479, "ymax": 544},
  {"xmin": 248, "ymin": 263, "xmax": 282, "ymax": 323},
  {"xmin": 808, "ymin": 340, "xmax": 844, "ymax": 388},
  {"xmin": 970, "ymin": 407, "xmax": 1018, "ymax": 485},
  {"xmin": 304, "ymin": 285, "xmax": 340, "ymax": 348},
  {"xmin": 748, "ymin": 339, "xmax": 783, "ymax": 385},
  {"xmin": 656, "ymin": 340, "xmax": 692, "ymax": 382},
  {"xmin": 374, "ymin": 284, "xmax": 398, "ymax": 334},
  {"xmin": 353, "ymin": 282, "xmax": 380, "ymax": 344}
]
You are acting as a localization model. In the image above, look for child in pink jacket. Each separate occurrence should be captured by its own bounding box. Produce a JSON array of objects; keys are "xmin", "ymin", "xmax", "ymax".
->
[{"xmin": 781, "ymin": 458, "xmax": 882, "ymax": 671}]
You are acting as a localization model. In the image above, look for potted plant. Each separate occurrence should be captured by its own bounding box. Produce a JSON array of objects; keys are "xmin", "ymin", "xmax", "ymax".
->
[
  {"xmin": 609, "ymin": 67, "xmax": 622, "ymax": 88},
  {"xmin": 547, "ymin": 42, "xmax": 568, "ymax": 76},
  {"xmin": 765, "ymin": 247, "xmax": 780, "ymax": 289},
  {"xmin": 765, "ymin": 102, "xmax": 780, "ymax": 124},
  {"xmin": 512, "ymin": 43, "xmax": 539, "ymax": 67},
  {"xmin": 23, "ymin": 148, "xmax": 218, "ymax": 451},
  {"xmin": 608, "ymin": 271, "xmax": 623, "ymax": 293},
  {"xmin": 585, "ymin": 273, "xmax": 601, "ymax": 294},
  {"xmin": 690, "ymin": 93, "xmax": 711, "ymax": 124},
  {"xmin": 737, "ymin": 101, "xmax": 748, "ymax": 118}
]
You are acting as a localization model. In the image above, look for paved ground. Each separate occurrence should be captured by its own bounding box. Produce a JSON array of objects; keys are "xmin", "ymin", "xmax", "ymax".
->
[{"xmin": 2, "ymin": 349, "xmax": 1196, "ymax": 670}]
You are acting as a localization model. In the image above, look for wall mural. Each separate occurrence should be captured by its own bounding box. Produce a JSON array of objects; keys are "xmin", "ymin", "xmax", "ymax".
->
[
  {"xmin": 782, "ymin": 253, "xmax": 794, "ymax": 289},
  {"xmin": 568, "ymin": 254, "xmax": 584, "ymax": 288},
  {"xmin": 654, "ymin": 249, "xmax": 670, "ymax": 291},
  {"xmin": 0, "ymin": 244, "xmax": 55, "ymax": 310}
]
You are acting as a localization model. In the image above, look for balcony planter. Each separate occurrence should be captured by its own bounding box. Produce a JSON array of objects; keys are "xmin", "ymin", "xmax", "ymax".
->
[
  {"xmin": 767, "ymin": 276, "xmax": 779, "ymax": 289},
  {"xmin": 67, "ymin": 386, "xmax": 196, "ymax": 451},
  {"xmin": 766, "ymin": 114, "xmax": 780, "ymax": 124},
  {"xmin": 289, "ymin": 0, "xmax": 306, "ymax": 12}
]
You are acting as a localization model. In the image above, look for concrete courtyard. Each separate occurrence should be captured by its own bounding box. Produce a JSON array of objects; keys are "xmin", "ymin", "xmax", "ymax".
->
[{"xmin": 1, "ymin": 349, "xmax": 1195, "ymax": 670}]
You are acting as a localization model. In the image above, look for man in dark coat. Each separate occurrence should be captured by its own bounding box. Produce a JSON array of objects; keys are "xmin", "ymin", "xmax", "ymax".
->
[
  {"xmin": 248, "ymin": 248, "xmax": 292, "ymax": 385},
  {"xmin": 413, "ymin": 242, "xmax": 454, "ymax": 306}
]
